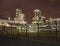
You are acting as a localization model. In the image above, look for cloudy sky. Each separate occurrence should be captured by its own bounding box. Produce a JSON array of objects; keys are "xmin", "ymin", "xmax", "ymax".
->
[{"xmin": 0, "ymin": 0, "xmax": 60, "ymax": 23}]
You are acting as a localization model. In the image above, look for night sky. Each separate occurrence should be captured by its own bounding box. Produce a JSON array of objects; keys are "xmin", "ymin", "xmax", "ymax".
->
[{"xmin": 0, "ymin": 0, "xmax": 60, "ymax": 23}]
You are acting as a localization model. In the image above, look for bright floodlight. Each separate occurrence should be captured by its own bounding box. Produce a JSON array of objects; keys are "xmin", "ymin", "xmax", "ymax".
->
[
  {"xmin": 16, "ymin": 8, "xmax": 19, "ymax": 12},
  {"xmin": 57, "ymin": 18, "xmax": 60, "ymax": 21},
  {"xmin": 34, "ymin": 9, "xmax": 40, "ymax": 13}
]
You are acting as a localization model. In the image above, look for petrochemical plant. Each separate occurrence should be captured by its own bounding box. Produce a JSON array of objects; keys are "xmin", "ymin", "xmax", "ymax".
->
[{"xmin": 0, "ymin": 8, "xmax": 60, "ymax": 33}]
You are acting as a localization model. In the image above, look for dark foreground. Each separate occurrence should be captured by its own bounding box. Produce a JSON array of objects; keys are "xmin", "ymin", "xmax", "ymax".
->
[{"xmin": 0, "ymin": 37, "xmax": 60, "ymax": 46}]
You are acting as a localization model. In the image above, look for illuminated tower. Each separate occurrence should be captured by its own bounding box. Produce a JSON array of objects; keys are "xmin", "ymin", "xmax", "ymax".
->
[
  {"xmin": 32, "ymin": 9, "xmax": 46, "ymax": 31},
  {"xmin": 32, "ymin": 9, "xmax": 42, "ymax": 31},
  {"xmin": 32, "ymin": 9, "xmax": 41, "ymax": 22},
  {"xmin": 32, "ymin": 9, "xmax": 46, "ymax": 24},
  {"xmin": 15, "ymin": 9, "xmax": 24, "ymax": 21},
  {"xmin": 14, "ymin": 8, "xmax": 27, "ymax": 24},
  {"xmin": 14, "ymin": 8, "xmax": 27, "ymax": 32}
]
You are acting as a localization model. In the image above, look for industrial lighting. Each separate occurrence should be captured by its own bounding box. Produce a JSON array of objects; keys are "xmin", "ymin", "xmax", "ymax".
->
[{"xmin": 34, "ymin": 9, "xmax": 40, "ymax": 13}]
